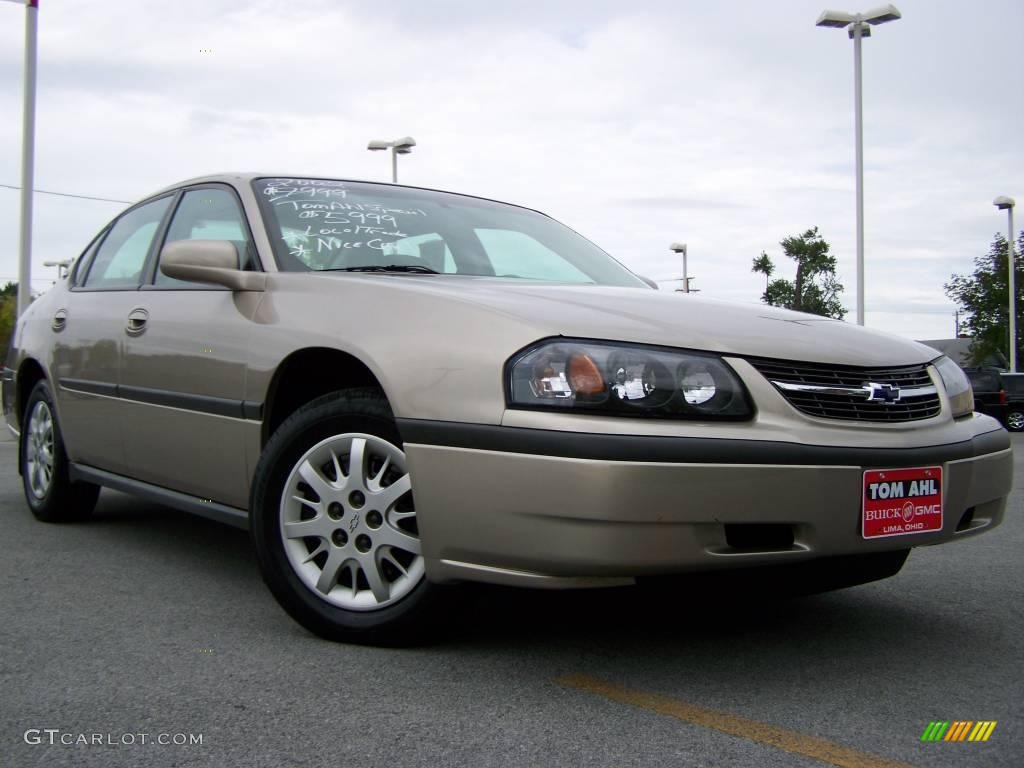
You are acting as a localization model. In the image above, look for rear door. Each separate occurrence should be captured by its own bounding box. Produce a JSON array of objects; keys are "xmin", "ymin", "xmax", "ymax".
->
[
  {"xmin": 53, "ymin": 195, "xmax": 175, "ymax": 474},
  {"xmin": 117, "ymin": 185, "xmax": 260, "ymax": 507}
]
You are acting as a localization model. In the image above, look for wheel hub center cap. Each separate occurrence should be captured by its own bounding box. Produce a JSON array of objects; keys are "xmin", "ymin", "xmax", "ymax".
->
[{"xmin": 348, "ymin": 512, "xmax": 360, "ymax": 532}]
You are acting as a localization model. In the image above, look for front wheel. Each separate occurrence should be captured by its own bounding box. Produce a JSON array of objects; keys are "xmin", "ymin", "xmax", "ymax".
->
[{"xmin": 250, "ymin": 389, "xmax": 445, "ymax": 645}]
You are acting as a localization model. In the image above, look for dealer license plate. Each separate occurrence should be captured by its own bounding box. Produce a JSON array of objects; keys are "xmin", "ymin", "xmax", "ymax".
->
[{"xmin": 862, "ymin": 466, "xmax": 943, "ymax": 539}]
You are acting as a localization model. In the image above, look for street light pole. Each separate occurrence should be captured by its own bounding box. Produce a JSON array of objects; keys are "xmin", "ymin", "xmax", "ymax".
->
[
  {"xmin": 1011, "ymin": 205, "xmax": 1017, "ymax": 372},
  {"xmin": 367, "ymin": 136, "xmax": 416, "ymax": 184},
  {"xmin": 816, "ymin": 4, "xmax": 902, "ymax": 326},
  {"xmin": 670, "ymin": 243, "xmax": 688, "ymax": 293},
  {"xmin": 995, "ymin": 196, "xmax": 1017, "ymax": 371},
  {"xmin": 852, "ymin": 20, "xmax": 865, "ymax": 327},
  {"xmin": 4, "ymin": 0, "xmax": 39, "ymax": 317}
]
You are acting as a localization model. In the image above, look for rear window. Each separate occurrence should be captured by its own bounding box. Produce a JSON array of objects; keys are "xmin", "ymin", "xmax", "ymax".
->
[
  {"xmin": 968, "ymin": 372, "xmax": 1000, "ymax": 392},
  {"xmin": 1002, "ymin": 375, "xmax": 1024, "ymax": 395}
]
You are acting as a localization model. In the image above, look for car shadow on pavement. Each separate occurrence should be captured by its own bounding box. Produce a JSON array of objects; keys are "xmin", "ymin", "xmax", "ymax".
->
[
  {"xmin": 84, "ymin": 490, "xmax": 1005, "ymax": 665},
  {"xmin": 443, "ymin": 573, "xmax": 1003, "ymax": 664},
  {"xmin": 88, "ymin": 489, "xmax": 257, "ymax": 574}
]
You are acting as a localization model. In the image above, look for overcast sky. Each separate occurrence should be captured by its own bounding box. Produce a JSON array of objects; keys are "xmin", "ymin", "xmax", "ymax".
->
[{"xmin": 1, "ymin": 0, "xmax": 1020, "ymax": 340}]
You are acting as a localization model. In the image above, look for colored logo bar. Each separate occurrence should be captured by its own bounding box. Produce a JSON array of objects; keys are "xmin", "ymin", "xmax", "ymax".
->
[{"xmin": 921, "ymin": 721, "xmax": 997, "ymax": 742}]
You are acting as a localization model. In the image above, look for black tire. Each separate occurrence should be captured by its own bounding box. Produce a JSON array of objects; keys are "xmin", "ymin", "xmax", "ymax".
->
[
  {"xmin": 20, "ymin": 379, "xmax": 100, "ymax": 522},
  {"xmin": 1005, "ymin": 410, "xmax": 1024, "ymax": 432},
  {"xmin": 250, "ymin": 388, "xmax": 448, "ymax": 646}
]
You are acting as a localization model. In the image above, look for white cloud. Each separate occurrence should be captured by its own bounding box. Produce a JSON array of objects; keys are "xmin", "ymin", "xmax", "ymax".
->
[{"xmin": 0, "ymin": 0, "xmax": 1021, "ymax": 340}]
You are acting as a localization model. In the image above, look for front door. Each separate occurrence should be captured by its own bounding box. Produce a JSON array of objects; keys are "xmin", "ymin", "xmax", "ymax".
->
[{"xmin": 118, "ymin": 186, "xmax": 259, "ymax": 508}]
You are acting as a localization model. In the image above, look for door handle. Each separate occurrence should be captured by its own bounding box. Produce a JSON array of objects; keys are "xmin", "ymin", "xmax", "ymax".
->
[
  {"xmin": 51, "ymin": 309, "xmax": 67, "ymax": 332},
  {"xmin": 125, "ymin": 307, "xmax": 149, "ymax": 336}
]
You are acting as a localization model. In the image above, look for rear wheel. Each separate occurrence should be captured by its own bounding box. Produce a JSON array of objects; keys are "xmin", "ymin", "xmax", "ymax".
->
[
  {"xmin": 20, "ymin": 379, "xmax": 100, "ymax": 522},
  {"xmin": 250, "ymin": 389, "xmax": 445, "ymax": 645},
  {"xmin": 1006, "ymin": 410, "xmax": 1024, "ymax": 432}
]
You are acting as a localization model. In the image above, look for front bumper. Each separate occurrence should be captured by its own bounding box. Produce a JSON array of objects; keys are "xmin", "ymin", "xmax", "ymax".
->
[{"xmin": 400, "ymin": 419, "xmax": 1012, "ymax": 587}]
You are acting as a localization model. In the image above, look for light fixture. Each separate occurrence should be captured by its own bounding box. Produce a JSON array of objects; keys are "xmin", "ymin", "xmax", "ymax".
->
[{"xmin": 366, "ymin": 136, "xmax": 417, "ymax": 183}]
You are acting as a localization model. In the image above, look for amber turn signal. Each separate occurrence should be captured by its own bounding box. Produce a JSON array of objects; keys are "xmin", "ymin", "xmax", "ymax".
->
[{"xmin": 568, "ymin": 354, "xmax": 605, "ymax": 396}]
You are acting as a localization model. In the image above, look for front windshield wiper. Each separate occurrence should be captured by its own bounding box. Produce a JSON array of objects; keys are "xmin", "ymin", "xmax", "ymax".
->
[{"xmin": 325, "ymin": 264, "xmax": 439, "ymax": 274}]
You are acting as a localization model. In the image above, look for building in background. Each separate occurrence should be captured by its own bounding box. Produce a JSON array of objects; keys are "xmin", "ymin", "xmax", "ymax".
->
[{"xmin": 918, "ymin": 338, "xmax": 1007, "ymax": 370}]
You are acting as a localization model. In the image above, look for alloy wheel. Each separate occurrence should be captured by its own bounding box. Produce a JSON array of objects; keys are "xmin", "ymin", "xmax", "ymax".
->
[
  {"xmin": 26, "ymin": 400, "xmax": 55, "ymax": 500},
  {"xmin": 279, "ymin": 432, "xmax": 423, "ymax": 611},
  {"xmin": 1008, "ymin": 411, "xmax": 1024, "ymax": 431}
]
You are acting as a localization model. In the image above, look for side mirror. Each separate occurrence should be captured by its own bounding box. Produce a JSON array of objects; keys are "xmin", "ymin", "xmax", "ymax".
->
[{"xmin": 160, "ymin": 240, "xmax": 266, "ymax": 291}]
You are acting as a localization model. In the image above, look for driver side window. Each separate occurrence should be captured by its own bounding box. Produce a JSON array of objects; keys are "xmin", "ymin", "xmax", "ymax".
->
[{"xmin": 155, "ymin": 188, "xmax": 254, "ymax": 287}]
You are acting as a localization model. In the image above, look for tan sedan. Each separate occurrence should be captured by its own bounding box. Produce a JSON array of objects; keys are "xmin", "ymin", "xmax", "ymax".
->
[{"xmin": 3, "ymin": 174, "xmax": 1012, "ymax": 644}]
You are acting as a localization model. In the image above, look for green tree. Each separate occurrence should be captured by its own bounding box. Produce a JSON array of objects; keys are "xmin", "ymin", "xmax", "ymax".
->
[
  {"xmin": 0, "ymin": 290, "xmax": 16, "ymax": 356},
  {"xmin": 752, "ymin": 227, "xmax": 846, "ymax": 319},
  {"xmin": 751, "ymin": 251, "xmax": 774, "ymax": 294},
  {"xmin": 945, "ymin": 231, "xmax": 1024, "ymax": 366},
  {"xmin": 0, "ymin": 281, "xmax": 16, "ymax": 298}
]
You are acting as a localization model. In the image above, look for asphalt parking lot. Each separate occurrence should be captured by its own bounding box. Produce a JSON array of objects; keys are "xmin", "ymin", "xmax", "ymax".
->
[{"xmin": 1, "ymin": 431, "xmax": 1021, "ymax": 768}]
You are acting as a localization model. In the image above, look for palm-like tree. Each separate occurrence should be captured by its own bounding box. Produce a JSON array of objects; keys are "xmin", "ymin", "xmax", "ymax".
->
[{"xmin": 751, "ymin": 252, "xmax": 774, "ymax": 295}]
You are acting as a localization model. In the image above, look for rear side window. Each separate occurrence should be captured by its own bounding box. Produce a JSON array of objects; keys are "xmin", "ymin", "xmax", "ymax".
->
[
  {"xmin": 71, "ymin": 230, "xmax": 107, "ymax": 287},
  {"xmin": 155, "ymin": 188, "xmax": 254, "ymax": 287},
  {"xmin": 83, "ymin": 197, "xmax": 172, "ymax": 289}
]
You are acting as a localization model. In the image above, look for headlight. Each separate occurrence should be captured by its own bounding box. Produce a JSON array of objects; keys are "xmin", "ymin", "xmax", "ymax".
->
[
  {"xmin": 933, "ymin": 355, "xmax": 974, "ymax": 419},
  {"xmin": 507, "ymin": 339, "xmax": 753, "ymax": 419}
]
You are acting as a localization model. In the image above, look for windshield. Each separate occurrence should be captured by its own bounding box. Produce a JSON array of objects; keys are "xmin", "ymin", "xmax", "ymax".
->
[{"xmin": 253, "ymin": 177, "xmax": 646, "ymax": 287}]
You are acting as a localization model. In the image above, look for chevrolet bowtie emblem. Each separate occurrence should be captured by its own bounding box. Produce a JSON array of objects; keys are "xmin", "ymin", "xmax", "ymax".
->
[{"xmin": 865, "ymin": 382, "xmax": 901, "ymax": 403}]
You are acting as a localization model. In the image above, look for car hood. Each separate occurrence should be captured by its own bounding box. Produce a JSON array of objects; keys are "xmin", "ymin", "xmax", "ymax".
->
[{"xmin": 312, "ymin": 275, "xmax": 939, "ymax": 367}]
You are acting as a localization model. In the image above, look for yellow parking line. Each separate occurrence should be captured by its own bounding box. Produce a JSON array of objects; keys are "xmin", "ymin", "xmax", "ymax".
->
[{"xmin": 556, "ymin": 674, "xmax": 917, "ymax": 768}]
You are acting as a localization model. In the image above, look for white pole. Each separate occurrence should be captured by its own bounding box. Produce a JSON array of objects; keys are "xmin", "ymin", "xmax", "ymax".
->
[
  {"xmin": 853, "ymin": 22, "xmax": 865, "ymax": 326},
  {"xmin": 17, "ymin": 0, "xmax": 38, "ymax": 318},
  {"xmin": 391, "ymin": 147, "xmax": 397, "ymax": 183},
  {"xmin": 1009, "ymin": 205, "xmax": 1017, "ymax": 372},
  {"xmin": 682, "ymin": 247, "xmax": 689, "ymax": 293}
]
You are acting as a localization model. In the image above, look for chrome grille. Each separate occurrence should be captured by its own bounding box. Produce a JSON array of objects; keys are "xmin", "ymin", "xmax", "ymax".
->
[{"xmin": 748, "ymin": 358, "xmax": 941, "ymax": 422}]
